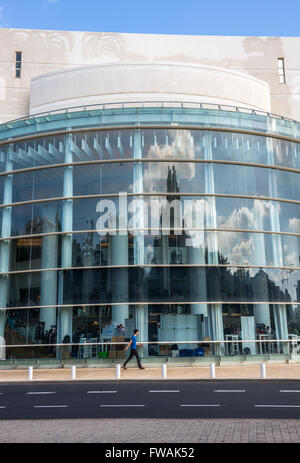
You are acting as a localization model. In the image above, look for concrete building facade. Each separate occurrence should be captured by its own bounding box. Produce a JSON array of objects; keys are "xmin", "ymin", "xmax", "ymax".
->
[{"xmin": 1, "ymin": 29, "xmax": 300, "ymax": 122}]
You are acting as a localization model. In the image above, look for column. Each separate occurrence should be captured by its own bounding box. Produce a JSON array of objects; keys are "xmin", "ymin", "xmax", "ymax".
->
[
  {"xmin": 0, "ymin": 147, "xmax": 13, "ymax": 360},
  {"xmin": 133, "ymin": 129, "xmax": 148, "ymax": 356},
  {"xmin": 57, "ymin": 134, "xmax": 73, "ymax": 347},
  {"xmin": 39, "ymin": 205, "xmax": 58, "ymax": 330},
  {"xmin": 188, "ymin": 203, "xmax": 207, "ymax": 317},
  {"xmin": 111, "ymin": 234, "xmax": 129, "ymax": 325},
  {"xmin": 203, "ymin": 133, "xmax": 224, "ymax": 355},
  {"xmin": 267, "ymin": 137, "xmax": 288, "ymax": 353},
  {"xmin": 81, "ymin": 232, "xmax": 94, "ymax": 315},
  {"xmin": 274, "ymin": 304, "xmax": 289, "ymax": 354},
  {"xmin": 252, "ymin": 213, "xmax": 271, "ymax": 330},
  {"xmin": 135, "ymin": 303, "xmax": 148, "ymax": 356},
  {"xmin": 161, "ymin": 235, "xmax": 170, "ymax": 296}
]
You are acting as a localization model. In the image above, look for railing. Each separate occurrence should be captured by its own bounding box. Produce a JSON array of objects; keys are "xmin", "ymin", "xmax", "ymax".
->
[
  {"xmin": 0, "ymin": 339, "xmax": 298, "ymax": 364},
  {"xmin": 1, "ymin": 100, "xmax": 298, "ymax": 128}
]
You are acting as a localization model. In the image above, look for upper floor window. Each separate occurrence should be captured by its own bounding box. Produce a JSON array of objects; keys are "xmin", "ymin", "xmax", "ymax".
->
[
  {"xmin": 15, "ymin": 51, "xmax": 22, "ymax": 78},
  {"xmin": 277, "ymin": 58, "xmax": 286, "ymax": 84}
]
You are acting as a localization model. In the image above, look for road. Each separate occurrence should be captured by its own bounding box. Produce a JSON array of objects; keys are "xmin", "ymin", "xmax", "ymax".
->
[{"xmin": 0, "ymin": 380, "xmax": 300, "ymax": 420}]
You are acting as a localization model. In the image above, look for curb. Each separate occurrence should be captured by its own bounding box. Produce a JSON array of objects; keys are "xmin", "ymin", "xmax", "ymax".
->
[{"xmin": 0, "ymin": 378, "xmax": 300, "ymax": 385}]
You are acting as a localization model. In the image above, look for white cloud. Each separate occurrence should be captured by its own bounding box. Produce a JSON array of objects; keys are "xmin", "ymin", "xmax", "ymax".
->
[
  {"xmin": 219, "ymin": 206, "xmax": 255, "ymax": 230},
  {"xmin": 218, "ymin": 200, "xmax": 275, "ymax": 231},
  {"xmin": 289, "ymin": 218, "xmax": 300, "ymax": 233},
  {"xmin": 230, "ymin": 237, "xmax": 254, "ymax": 265}
]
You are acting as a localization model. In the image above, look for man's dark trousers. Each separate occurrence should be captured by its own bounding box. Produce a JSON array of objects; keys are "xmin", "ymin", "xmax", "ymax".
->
[{"xmin": 123, "ymin": 348, "xmax": 142, "ymax": 368}]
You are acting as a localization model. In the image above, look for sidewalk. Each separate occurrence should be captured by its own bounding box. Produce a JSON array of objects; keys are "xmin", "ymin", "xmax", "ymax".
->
[
  {"xmin": 1, "ymin": 418, "xmax": 300, "ymax": 443},
  {"xmin": 0, "ymin": 363, "xmax": 300, "ymax": 381}
]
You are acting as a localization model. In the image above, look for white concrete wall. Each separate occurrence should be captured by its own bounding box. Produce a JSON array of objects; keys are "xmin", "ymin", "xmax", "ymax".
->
[
  {"xmin": 0, "ymin": 28, "xmax": 300, "ymax": 122},
  {"xmin": 29, "ymin": 62, "xmax": 271, "ymax": 114}
]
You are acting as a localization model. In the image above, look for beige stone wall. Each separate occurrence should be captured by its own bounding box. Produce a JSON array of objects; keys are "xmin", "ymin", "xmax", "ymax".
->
[{"xmin": 0, "ymin": 27, "xmax": 299, "ymax": 123}]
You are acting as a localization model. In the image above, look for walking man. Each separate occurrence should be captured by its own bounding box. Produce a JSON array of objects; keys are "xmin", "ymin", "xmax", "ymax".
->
[{"xmin": 123, "ymin": 329, "xmax": 145, "ymax": 370}]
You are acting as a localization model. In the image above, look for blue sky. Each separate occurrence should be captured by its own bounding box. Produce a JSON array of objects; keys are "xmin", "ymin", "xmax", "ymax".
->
[{"xmin": 0, "ymin": 0, "xmax": 300, "ymax": 36}]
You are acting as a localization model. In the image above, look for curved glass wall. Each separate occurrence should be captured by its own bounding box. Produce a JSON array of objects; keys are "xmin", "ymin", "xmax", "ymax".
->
[
  {"xmin": 1, "ymin": 113, "xmax": 300, "ymax": 361},
  {"xmin": 3, "ymin": 196, "xmax": 300, "ymax": 237},
  {"xmin": 2, "ymin": 128, "xmax": 300, "ymax": 171},
  {"xmin": 4, "ymin": 266, "xmax": 299, "ymax": 306},
  {"xmin": 5, "ymin": 230, "xmax": 300, "ymax": 272},
  {"xmin": 2, "ymin": 162, "xmax": 300, "ymax": 202}
]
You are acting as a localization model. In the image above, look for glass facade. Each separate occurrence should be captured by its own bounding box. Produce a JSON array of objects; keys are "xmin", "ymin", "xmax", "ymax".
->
[{"xmin": 1, "ymin": 108, "xmax": 300, "ymax": 362}]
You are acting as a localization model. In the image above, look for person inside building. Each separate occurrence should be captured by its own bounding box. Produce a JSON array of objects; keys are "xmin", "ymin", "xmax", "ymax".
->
[
  {"xmin": 72, "ymin": 327, "xmax": 82, "ymax": 358},
  {"xmin": 48, "ymin": 328, "xmax": 56, "ymax": 356}
]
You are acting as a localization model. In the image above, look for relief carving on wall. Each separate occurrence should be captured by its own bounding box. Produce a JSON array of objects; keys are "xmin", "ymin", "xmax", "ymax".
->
[
  {"xmin": 82, "ymin": 32, "xmax": 125, "ymax": 61},
  {"xmin": 14, "ymin": 30, "xmax": 73, "ymax": 58}
]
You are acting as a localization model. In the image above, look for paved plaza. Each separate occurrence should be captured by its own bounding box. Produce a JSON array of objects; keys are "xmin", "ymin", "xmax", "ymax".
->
[{"xmin": 0, "ymin": 418, "xmax": 299, "ymax": 443}]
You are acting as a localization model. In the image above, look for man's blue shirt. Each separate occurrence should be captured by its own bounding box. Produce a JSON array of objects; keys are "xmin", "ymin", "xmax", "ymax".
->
[{"xmin": 130, "ymin": 335, "xmax": 137, "ymax": 349}]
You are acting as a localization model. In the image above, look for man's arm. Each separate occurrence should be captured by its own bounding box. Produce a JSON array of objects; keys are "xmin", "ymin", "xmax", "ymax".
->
[{"xmin": 124, "ymin": 340, "xmax": 132, "ymax": 351}]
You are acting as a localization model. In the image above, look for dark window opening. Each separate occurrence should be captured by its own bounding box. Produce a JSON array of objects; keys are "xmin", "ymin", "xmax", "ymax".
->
[{"xmin": 15, "ymin": 51, "xmax": 22, "ymax": 78}]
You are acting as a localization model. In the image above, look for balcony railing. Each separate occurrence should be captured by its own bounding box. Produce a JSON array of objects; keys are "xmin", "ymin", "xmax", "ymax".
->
[{"xmin": 3, "ymin": 100, "xmax": 297, "ymax": 126}]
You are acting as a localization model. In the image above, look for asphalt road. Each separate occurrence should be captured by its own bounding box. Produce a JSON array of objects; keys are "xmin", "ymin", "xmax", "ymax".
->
[{"xmin": 0, "ymin": 380, "xmax": 300, "ymax": 420}]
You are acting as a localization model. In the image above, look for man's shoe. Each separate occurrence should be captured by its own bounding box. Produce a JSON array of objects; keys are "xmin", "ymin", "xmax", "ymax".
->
[
  {"xmin": 139, "ymin": 367, "xmax": 146, "ymax": 370},
  {"xmin": 122, "ymin": 366, "xmax": 127, "ymax": 370}
]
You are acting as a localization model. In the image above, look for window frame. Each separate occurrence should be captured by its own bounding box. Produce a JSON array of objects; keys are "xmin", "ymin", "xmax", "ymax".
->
[{"xmin": 15, "ymin": 50, "xmax": 22, "ymax": 79}]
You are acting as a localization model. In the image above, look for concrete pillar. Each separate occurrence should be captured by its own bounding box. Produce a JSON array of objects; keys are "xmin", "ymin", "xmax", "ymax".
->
[
  {"xmin": 254, "ymin": 304, "xmax": 271, "ymax": 328},
  {"xmin": 267, "ymin": 137, "xmax": 288, "ymax": 351},
  {"xmin": 274, "ymin": 305, "xmax": 289, "ymax": 354},
  {"xmin": 0, "ymin": 148, "xmax": 13, "ymax": 359},
  {"xmin": 252, "ymin": 198, "xmax": 271, "ymax": 338},
  {"xmin": 59, "ymin": 307, "xmax": 73, "ymax": 340},
  {"xmin": 135, "ymin": 303, "xmax": 148, "ymax": 358},
  {"xmin": 133, "ymin": 129, "xmax": 144, "ymax": 265},
  {"xmin": 81, "ymin": 233, "xmax": 94, "ymax": 318},
  {"xmin": 203, "ymin": 133, "xmax": 224, "ymax": 354},
  {"xmin": 189, "ymin": 237, "xmax": 207, "ymax": 317},
  {"xmin": 39, "ymin": 206, "xmax": 58, "ymax": 330},
  {"xmin": 57, "ymin": 134, "xmax": 73, "ymax": 347},
  {"xmin": 111, "ymin": 234, "xmax": 129, "ymax": 325},
  {"xmin": 189, "ymin": 244, "xmax": 207, "ymax": 342},
  {"xmin": 133, "ymin": 129, "xmax": 148, "ymax": 356},
  {"xmin": 161, "ymin": 235, "xmax": 170, "ymax": 296},
  {"xmin": 106, "ymin": 232, "xmax": 112, "ymax": 295},
  {"xmin": 208, "ymin": 303, "xmax": 224, "ymax": 356}
]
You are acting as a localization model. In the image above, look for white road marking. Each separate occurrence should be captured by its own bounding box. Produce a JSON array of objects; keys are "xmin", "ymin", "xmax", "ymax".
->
[
  {"xmin": 87, "ymin": 391, "xmax": 117, "ymax": 394},
  {"xmin": 100, "ymin": 405, "xmax": 145, "ymax": 407},
  {"xmin": 0, "ymin": 406, "xmax": 5, "ymax": 409},
  {"xmin": 27, "ymin": 392, "xmax": 56, "ymax": 395},
  {"xmin": 255, "ymin": 405, "xmax": 300, "ymax": 408},
  {"xmin": 280, "ymin": 390, "xmax": 300, "ymax": 393},
  {"xmin": 180, "ymin": 404, "xmax": 221, "ymax": 407},
  {"xmin": 149, "ymin": 390, "xmax": 180, "ymax": 393},
  {"xmin": 214, "ymin": 390, "xmax": 246, "ymax": 393},
  {"xmin": 33, "ymin": 405, "xmax": 68, "ymax": 408}
]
